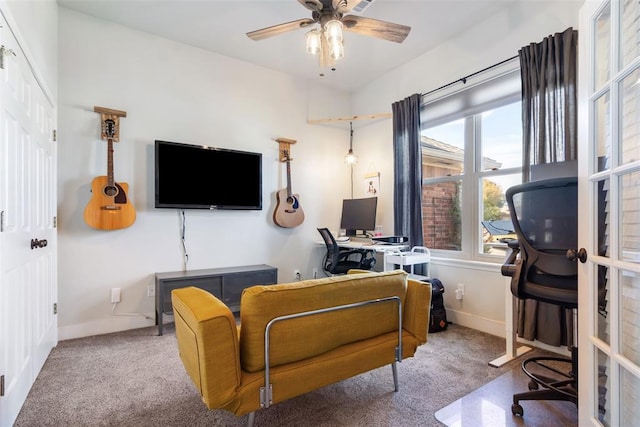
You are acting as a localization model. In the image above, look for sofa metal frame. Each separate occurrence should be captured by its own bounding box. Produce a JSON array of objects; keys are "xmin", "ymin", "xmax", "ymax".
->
[{"xmin": 248, "ymin": 296, "xmax": 403, "ymax": 425}]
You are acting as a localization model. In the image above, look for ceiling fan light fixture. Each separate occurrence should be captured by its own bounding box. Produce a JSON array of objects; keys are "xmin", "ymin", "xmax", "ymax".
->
[
  {"xmin": 329, "ymin": 39, "xmax": 344, "ymax": 60},
  {"xmin": 246, "ymin": 1, "xmax": 411, "ymax": 70},
  {"xmin": 305, "ymin": 29, "xmax": 322, "ymax": 55},
  {"xmin": 324, "ymin": 19, "xmax": 343, "ymax": 44}
]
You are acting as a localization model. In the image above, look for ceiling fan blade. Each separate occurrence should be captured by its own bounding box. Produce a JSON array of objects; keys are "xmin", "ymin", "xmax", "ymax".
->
[
  {"xmin": 341, "ymin": 15, "xmax": 411, "ymax": 43},
  {"xmin": 297, "ymin": 0, "xmax": 323, "ymax": 11},
  {"xmin": 332, "ymin": 0, "xmax": 358, "ymax": 14},
  {"xmin": 246, "ymin": 18, "xmax": 316, "ymax": 41}
]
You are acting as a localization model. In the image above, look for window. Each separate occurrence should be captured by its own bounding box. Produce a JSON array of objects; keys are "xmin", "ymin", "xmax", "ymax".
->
[{"xmin": 421, "ymin": 89, "xmax": 522, "ymax": 260}]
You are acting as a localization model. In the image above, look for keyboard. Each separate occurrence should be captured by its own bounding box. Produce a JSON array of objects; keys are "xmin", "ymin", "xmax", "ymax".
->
[{"xmin": 372, "ymin": 235, "xmax": 408, "ymax": 243}]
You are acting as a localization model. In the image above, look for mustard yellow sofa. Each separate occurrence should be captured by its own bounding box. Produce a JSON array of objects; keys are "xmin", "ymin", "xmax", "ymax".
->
[{"xmin": 171, "ymin": 269, "xmax": 432, "ymax": 425}]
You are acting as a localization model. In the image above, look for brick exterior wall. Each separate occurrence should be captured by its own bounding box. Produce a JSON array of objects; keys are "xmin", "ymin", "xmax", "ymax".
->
[{"xmin": 420, "ymin": 145, "xmax": 462, "ymax": 250}]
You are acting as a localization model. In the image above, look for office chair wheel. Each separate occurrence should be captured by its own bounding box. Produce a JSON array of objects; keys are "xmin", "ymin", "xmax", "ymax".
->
[
  {"xmin": 511, "ymin": 403, "xmax": 524, "ymax": 417},
  {"xmin": 528, "ymin": 380, "xmax": 539, "ymax": 391}
]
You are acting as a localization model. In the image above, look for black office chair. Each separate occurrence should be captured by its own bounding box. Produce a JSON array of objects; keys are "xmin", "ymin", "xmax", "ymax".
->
[
  {"xmin": 501, "ymin": 177, "xmax": 580, "ymax": 417},
  {"xmin": 317, "ymin": 228, "xmax": 376, "ymax": 275}
]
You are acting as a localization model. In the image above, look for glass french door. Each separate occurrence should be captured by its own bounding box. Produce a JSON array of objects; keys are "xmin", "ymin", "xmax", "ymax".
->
[{"xmin": 578, "ymin": 0, "xmax": 640, "ymax": 425}]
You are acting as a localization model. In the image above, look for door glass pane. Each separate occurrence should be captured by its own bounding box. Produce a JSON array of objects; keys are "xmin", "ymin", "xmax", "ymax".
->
[
  {"xmin": 596, "ymin": 92, "xmax": 611, "ymax": 172},
  {"xmin": 481, "ymin": 174, "xmax": 520, "ymax": 257},
  {"xmin": 422, "ymin": 119, "xmax": 465, "ymax": 177},
  {"xmin": 620, "ymin": 171, "xmax": 640, "ymax": 264},
  {"xmin": 595, "ymin": 4, "xmax": 611, "ymax": 89},
  {"xmin": 597, "ymin": 264, "xmax": 610, "ymax": 344},
  {"xmin": 620, "ymin": 365, "xmax": 640, "ymax": 426},
  {"xmin": 621, "ymin": 0, "xmax": 640, "ymax": 68},
  {"xmin": 480, "ymin": 102, "xmax": 522, "ymax": 170},
  {"xmin": 620, "ymin": 269, "xmax": 640, "ymax": 365},
  {"xmin": 597, "ymin": 348, "xmax": 611, "ymax": 426},
  {"xmin": 620, "ymin": 67, "xmax": 640, "ymax": 165},
  {"xmin": 423, "ymin": 180, "xmax": 462, "ymax": 251},
  {"xmin": 597, "ymin": 179, "xmax": 610, "ymax": 258}
]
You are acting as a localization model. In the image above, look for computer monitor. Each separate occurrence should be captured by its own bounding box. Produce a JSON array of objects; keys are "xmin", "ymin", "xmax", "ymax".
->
[{"xmin": 340, "ymin": 197, "xmax": 378, "ymax": 237}]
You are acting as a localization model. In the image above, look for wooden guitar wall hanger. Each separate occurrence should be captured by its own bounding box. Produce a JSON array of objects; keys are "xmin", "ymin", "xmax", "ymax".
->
[
  {"xmin": 273, "ymin": 138, "xmax": 304, "ymax": 228},
  {"xmin": 83, "ymin": 106, "xmax": 136, "ymax": 230}
]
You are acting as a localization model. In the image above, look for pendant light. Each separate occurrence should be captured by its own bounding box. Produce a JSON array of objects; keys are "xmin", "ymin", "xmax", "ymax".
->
[{"xmin": 345, "ymin": 121, "xmax": 357, "ymax": 165}]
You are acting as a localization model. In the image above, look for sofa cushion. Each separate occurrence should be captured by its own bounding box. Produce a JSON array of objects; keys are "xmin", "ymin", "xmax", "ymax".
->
[{"xmin": 239, "ymin": 270, "xmax": 408, "ymax": 373}]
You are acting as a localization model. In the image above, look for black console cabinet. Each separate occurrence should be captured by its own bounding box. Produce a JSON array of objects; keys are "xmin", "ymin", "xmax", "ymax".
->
[{"xmin": 154, "ymin": 264, "xmax": 277, "ymax": 335}]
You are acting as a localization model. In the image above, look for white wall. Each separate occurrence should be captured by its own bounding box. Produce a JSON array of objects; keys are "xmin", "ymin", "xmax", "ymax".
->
[
  {"xmin": 352, "ymin": 1, "xmax": 582, "ymax": 336},
  {"xmin": 57, "ymin": 8, "xmax": 356, "ymax": 339},
  {"xmin": 0, "ymin": 0, "xmax": 57, "ymax": 99}
]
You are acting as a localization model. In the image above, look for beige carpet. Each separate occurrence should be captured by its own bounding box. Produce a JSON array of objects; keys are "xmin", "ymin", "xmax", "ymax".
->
[{"xmin": 15, "ymin": 323, "xmax": 558, "ymax": 426}]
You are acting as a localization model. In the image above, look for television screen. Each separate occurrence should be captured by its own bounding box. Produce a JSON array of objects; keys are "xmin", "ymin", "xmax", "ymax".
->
[
  {"xmin": 155, "ymin": 140, "xmax": 262, "ymax": 210},
  {"xmin": 340, "ymin": 197, "xmax": 378, "ymax": 236}
]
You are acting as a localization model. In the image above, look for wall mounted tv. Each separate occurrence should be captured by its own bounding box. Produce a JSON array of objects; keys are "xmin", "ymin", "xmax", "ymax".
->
[{"xmin": 154, "ymin": 140, "xmax": 262, "ymax": 210}]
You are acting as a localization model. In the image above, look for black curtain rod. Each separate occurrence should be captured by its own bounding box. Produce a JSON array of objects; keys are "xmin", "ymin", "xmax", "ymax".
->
[{"xmin": 421, "ymin": 54, "xmax": 519, "ymax": 97}]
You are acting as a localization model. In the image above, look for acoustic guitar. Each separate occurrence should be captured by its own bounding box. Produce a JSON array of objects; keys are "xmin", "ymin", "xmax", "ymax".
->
[
  {"xmin": 83, "ymin": 119, "xmax": 136, "ymax": 230},
  {"xmin": 273, "ymin": 150, "xmax": 304, "ymax": 228}
]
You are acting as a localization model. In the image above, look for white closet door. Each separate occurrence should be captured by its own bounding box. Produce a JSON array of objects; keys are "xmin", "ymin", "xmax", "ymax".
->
[
  {"xmin": 0, "ymin": 10, "xmax": 57, "ymax": 426},
  {"xmin": 578, "ymin": 0, "xmax": 640, "ymax": 425}
]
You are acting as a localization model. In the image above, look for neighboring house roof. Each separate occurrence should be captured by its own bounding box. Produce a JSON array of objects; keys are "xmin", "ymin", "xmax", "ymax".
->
[
  {"xmin": 422, "ymin": 136, "xmax": 465, "ymax": 156},
  {"xmin": 421, "ymin": 136, "xmax": 502, "ymax": 170}
]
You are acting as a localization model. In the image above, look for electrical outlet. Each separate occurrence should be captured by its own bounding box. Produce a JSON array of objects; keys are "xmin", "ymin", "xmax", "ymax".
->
[
  {"xmin": 147, "ymin": 285, "xmax": 155, "ymax": 297},
  {"xmin": 312, "ymin": 268, "xmax": 318, "ymax": 279},
  {"xmin": 294, "ymin": 269, "xmax": 301, "ymax": 281},
  {"xmin": 455, "ymin": 283, "xmax": 464, "ymax": 300},
  {"xmin": 111, "ymin": 288, "xmax": 121, "ymax": 303}
]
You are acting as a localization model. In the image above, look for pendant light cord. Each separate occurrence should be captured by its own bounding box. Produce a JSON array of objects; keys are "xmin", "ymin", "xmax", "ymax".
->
[{"xmin": 350, "ymin": 121, "xmax": 354, "ymax": 198}]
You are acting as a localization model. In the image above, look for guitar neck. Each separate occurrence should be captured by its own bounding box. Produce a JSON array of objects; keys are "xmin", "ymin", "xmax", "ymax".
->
[
  {"xmin": 286, "ymin": 159, "xmax": 292, "ymax": 197},
  {"xmin": 107, "ymin": 137, "xmax": 115, "ymax": 187}
]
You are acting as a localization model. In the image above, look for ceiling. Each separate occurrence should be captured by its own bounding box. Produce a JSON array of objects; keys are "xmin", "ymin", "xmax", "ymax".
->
[{"xmin": 57, "ymin": 0, "xmax": 519, "ymax": 92}]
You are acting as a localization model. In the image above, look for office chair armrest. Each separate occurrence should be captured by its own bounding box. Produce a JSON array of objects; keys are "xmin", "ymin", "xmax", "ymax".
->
[
  {"xmin": 505, "ymin": 239, "xmax": 520, "ymax": 250},
  {"xmin": 501, "ymin": 239, "xmax": 520, "ymax": 277}
]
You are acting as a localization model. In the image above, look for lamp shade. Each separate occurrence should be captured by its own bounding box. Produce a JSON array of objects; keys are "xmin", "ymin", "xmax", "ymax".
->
[
  {"xmin": 324, "ymin": 19, "xmax": 343, "ymax": 44},
  {"xmin": 329, "ymin": 40, "xmax": 344, "ymax": 60},
  {"xmin": 305, "ymin": 29, "xmax": 321, "ymax": 55}
]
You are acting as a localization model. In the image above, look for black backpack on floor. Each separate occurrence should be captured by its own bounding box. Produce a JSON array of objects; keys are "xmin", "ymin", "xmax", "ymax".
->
[{"xmin": 428, "ymin": 278, "xmax": 449, "ymax": 333}]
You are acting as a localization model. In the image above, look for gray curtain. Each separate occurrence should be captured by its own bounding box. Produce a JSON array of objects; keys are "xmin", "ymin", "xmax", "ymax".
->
[
  {"xmin": 392, "ymin": 93, "xmax": 424, "ymax": 255},
  {"xmin": 521, "ymin": 27, "xmax": 578, "ymax": 182},
  {"xmin": 518, "ymin": 27, "xmax": 578, "ymax": 347}
]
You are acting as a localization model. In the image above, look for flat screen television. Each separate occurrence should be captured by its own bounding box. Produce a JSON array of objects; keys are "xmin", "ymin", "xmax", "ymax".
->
[
  {"xmin": 340, "ymin": 197, "xmax": 377, "ymax": 237},
  {"xmin": 154, "ymin": 140, "xmax": 262, "ymax": 210}
]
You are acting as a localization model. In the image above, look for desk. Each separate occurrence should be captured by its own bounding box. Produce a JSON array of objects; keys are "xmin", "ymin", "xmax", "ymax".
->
[
  {"xmin": 335, "ymin": 239, "xmax": 408, "ymax": 252},
  {"xmin": 488, "ymin": 277, "xmax": 532, "ymax": 367}
]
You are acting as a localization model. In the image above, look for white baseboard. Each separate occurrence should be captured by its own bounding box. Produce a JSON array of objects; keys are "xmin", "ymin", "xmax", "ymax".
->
[
  {"xmin": 446, "ymin": 308, "xmax": 506, "ymax": 338},
  {"xmin": 58, "ymin": 316, "xmax": 156, "ymax": 340},
  {"xmin": 446, "ymin": 308, "xmax": 571, "ymax": 358}
]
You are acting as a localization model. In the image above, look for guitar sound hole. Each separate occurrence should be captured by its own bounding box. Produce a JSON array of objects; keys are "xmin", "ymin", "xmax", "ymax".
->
[
  {"xmin": 286, "ymin": 197, "xmax": 294, "ymax": 204},
  {"xmin": 104, "ymin": 186, "xmax": 119, "ymax": 197}
]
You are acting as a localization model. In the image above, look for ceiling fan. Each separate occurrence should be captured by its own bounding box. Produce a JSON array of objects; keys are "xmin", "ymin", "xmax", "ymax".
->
[{"xmin": 246, "ymin": 0, "xmax": 411, "ymax": 67}]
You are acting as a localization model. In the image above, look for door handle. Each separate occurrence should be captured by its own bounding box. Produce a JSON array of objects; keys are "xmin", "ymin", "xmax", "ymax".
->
[
  {"xmin": 30, "ymin": 238, "xmax": 48, "ymax": 249},
  {"xmin": 566, "ymin": 248, "xmax": 587, "ymax": 263}
]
